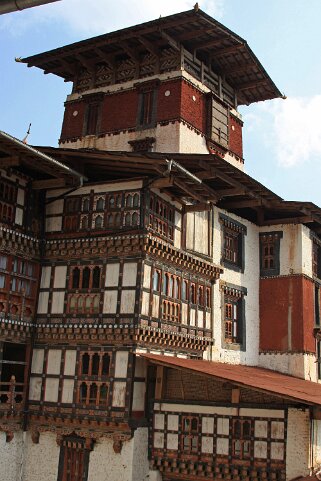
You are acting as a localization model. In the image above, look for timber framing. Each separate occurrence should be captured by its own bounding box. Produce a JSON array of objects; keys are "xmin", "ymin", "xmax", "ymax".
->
[
  {"xmin": 19, "ymin": 8, "xmax": 283, "ymax": 106},
  {"xmin": 37, "ymin": 146, "xmax": 321, "ymax": 233}
]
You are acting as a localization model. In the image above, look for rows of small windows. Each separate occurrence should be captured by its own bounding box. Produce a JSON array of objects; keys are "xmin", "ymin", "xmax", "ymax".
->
[
  {"xmin": 152, "ymin": 269, "xmax": 211, "ymax": 308},
  {"xmin": 63, "ymin": 191, "xmax": 140, "ymax": 232},
  {"xmin": 76, "ymin": 210, "xmax": 139, "ymax": 231},
  {"xmin": 0, "ymin": 181, "xmax": 16, "ymax": 203},
  {"xmin": 65, "ymin": 192, "xmax": 140, "ymax": 214},
  {"xmin": 179, "ymin": 416, "xmax": 251, "ymax": 458},
  {"xmin": 158, "ymin": 416, "xmax": 281, "ymax": 461}
]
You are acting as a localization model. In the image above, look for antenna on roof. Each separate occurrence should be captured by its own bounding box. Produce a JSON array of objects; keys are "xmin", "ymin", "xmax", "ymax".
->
[
  {"xmin": 194, "ymin": 3, "xmax": 200, "ymax": 11},
  {"xmin": 22, "ymin": 123, "xmax": 31, "ymax": 144}
]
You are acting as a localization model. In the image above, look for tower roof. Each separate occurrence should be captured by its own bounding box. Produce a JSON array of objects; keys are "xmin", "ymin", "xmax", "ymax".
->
[{"xmin": 20, "ymin": 8, "xmax": 283, "ymax": 106}]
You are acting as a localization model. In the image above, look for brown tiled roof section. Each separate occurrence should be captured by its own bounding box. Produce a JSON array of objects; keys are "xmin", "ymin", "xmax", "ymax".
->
[{"xmin": 140, "ymin": 353, "xmax": 321, "ymax": 406}]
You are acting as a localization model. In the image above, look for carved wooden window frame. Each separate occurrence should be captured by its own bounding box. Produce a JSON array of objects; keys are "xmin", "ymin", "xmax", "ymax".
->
[
  {"xmin": 181, "ymin": 415, "xmax": 199, "ymax": 455},
  {"xmin": 260, "ymin": 232, "xmax": 283, "ymax": 277}
]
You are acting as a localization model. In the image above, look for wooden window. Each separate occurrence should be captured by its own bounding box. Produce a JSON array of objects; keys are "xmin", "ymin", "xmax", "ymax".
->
[
  {"xmin": 207, "ymin": 95, "xmax": 229, "ymax": 148},
  {"xmin": 78, "ymin": 352, "xmax": 110, "ymax": 407},
  {"xmin": 232, "ymin": 419, "xmax": 252, "ymax": 459},
  {"xmin": 260, "ymin": 232, "xmax": 283, "ymax": 277},
  {"xmin": 313, "ymin": 239, "xmax": 321, "ymax": 279},
  {"xmin": 224, "ymin": 295, "xmax": 243, "ymax": 344},
  {"xmin": 82, "ymin": 198, "xmax": 90, "ymax": 212},
  {"xmin": 84, "ymin": 102, "xmax": 101, "ymax": 136},
  {"xmin": 224, "ymin": 228, "xmax": 239, "ymax": 264},
  {"xmin": 68, "ymin": 294, "xmax": 100, "ymax": 315},
  {"xmin": 95, "ymin": 197, "xmax": 104, "ymax": 211},
  {"xmin": 153, "ymin": 270, "xmax": 161, "ymax": 291},
  {"xmin": 220, "ymin": 215, "xmax": 246, "ymax": 273},
  {"xmin": 148, "ymin": 193, "xmax": 174, "ymax": 242},
  {"xmin": 58, "ymin": 437, "xmax": 90, "ymax": 481},
  {"xmin": 317, "ymin": 341, "xmax": 321, "ymax": 380},
  {"xmin": 94, "ymin": 215, "xmax": 103, "ymax": 229},
  {"xmin": 138, "ymin": 90, "xmax": 157, "ymax": 128},
  {"xmin": 182, "ymin": 280, "xmax": 188, "ymax": 301},
  {"xmin": 206, "ymin": 287, "xmax": 211, "ymax": 308},
  {"xmin": 72, "ymin": 268, "xmax": 80, "ymax": 289},
  {"xmin": 182, "ymin": 416, "xmax": 199, "ymax": 454},
  {"xmin": 190, "ymin": 283, "xmax": 196, "ymax": 304}
]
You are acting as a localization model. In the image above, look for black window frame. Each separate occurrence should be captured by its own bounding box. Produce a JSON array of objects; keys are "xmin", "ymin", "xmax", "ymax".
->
[
  {"xmin": 221, "ymin": 283, "xmax": 247, "ymax": 351},
  {"xmin": 220, "ymin": 213, "xmax": 246, "ymax": 273},
  {"xmin": 259, "ymin": 231, "xmax": 283, "ymax": 277},
  {"xmin": 136, "ymin": 80, "xmax": 159, "ymax": 130}
]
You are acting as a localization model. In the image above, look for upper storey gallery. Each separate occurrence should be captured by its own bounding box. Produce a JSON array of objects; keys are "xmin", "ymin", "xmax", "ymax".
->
[{"xmin": 21, "ymin": 7, "xmax": 282, "ymax": 170}]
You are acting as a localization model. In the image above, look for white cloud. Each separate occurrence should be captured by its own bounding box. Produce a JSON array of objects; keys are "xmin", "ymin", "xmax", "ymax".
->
[
  {"xmin": 1, "ymin": 0, "xmax": 225, "ymax": 37},
  {"xmin": 263, "ymin": 95, "xmax": 321, "ymax": 167}
]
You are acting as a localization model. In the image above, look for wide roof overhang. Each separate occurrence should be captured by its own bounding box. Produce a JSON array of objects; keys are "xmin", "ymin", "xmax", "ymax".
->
[
  {"xmin": 37, "ymin": 146, "xmax": 321, "ymax": 232},
  {"xmin": 0, "ymin": 131, "xmax": 86, "ymax": 189},
  {"xmin": 20, "ymin": 8, "xmax": 282, "ymax": 106},
  {"xmin": 140, "ymin": 353, "xmax": 321, "ymax": 407}
]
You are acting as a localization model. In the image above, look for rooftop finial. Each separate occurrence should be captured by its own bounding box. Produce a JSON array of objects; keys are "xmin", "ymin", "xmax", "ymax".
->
[
  {"xmin": 194, "ymin": 3, "xmax": 199, "ymax": 11},
  {"xmin": 22, "ymin": 123, "xmax": 31, "ymax": 144}
]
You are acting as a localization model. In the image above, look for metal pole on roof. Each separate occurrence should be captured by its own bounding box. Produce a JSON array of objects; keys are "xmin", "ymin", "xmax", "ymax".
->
[{"xmin": 0, "ymin": 0, "xmax": 60, "ymax": 14}]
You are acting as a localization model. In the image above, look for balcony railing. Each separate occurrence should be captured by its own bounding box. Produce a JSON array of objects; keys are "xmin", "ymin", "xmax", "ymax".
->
[{"xmin": 0, "ymin": 376, "xmax": 25, "ymax": 411}]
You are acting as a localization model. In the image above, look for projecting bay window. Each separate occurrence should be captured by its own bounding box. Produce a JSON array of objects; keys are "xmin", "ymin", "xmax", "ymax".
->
[
  {"xmin": 260, "ymin": 232, "xmax": 283, "ymax": 277},
  {"xmin": 220, "ymin": 214, "xmax": 246, "ymax": 273},
  {"xmin": 222, "ymin": 284, "xmax": 246, "ymax": 349}
]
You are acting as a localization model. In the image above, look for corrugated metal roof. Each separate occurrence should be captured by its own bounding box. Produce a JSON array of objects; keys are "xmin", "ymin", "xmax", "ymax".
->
[{"xmin": 140, "ymin": 353, "xmax": 321, "ymax": 406}]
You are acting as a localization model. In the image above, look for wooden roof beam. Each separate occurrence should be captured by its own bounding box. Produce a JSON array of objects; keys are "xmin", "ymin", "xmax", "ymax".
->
[
  {"xmin": 0, "ymin": 156, "xmax": 20, "ymax": 168},
  {"xmin": 120, "ymin": 41, "xmax": 140, "ymax": 63},
  {"xmin": 238, "ymin": 79, "xmax": 267, "ymax": 91},
  {"xmin": 76, "ymin": 54, "xmax": 96, "ymax": 73},
  {"xmin": 215, "ymin": 187, "xmax": 248, "ymax": 198},
  {"xmin": 259, "ymin": 216, "xmax": 313, "ymax": 227},
  {"xmin": 177, "ymin": 28, "xmax": 213, "ymax": 42},
  {"xmin": 159, "ymin": 29, "xmax": 181, "ymax": 52},
  {"xmin": 138, "ymin": 37, "xmax": 159, "ymax": 57},
  {"xmin": 194, "ymin": 37, "xmax": 226, "ymax": 51},
  {"xmin": 185, "ymin": 202, "xmax": 211, "ymax": 213},
  {"xmin": 213, "ymin": 43, "xmax": 244, "ymax": 57},
  {"xmin": 224, "ymin": 62, "xmax": 254, "ymax": 76},
  {"xmin": 220, "ymin": 199, "xmax": 269, "ymax": 209},
  {"xmin": 32, "ymin": 178, "xmax": 68, "ymax": 190}
]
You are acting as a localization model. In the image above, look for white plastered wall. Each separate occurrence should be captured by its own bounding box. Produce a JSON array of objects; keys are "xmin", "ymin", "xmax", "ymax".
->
[
  {"xmin": 259, "ymin": 352, "xmax": 317, "ymax": 381},
  {"xmin": 0, "ymin": 430, "xmax": 24, "ymax": 481},
  {"xmin": 87, "ymin": 428, "xmax": 150, "ymax": 481},
  {"xmin": 258, "ymin": 223, "xmax": 313, "ymax": 277},
  {"xmin": 211, "ymin": 208, "xmax": 260, "ymax": 366},
  {"xmin": 258, "ymin": 223, "xmax": 315, "ymax": 379},
  {"xmin": 286, "ymin": 408, "xmax": 310, "ymax": 480},
  {"xmin": 22, "ymin": 431, "xmax": 60, "ymax": 481}
]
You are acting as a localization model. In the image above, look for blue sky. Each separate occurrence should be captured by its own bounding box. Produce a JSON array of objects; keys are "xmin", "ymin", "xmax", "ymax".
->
[{"xmin": 1, "ymin": 0, "xmax": 321, "ymax": 205}]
